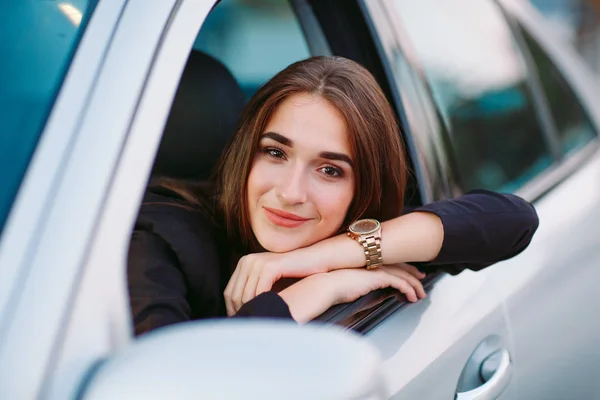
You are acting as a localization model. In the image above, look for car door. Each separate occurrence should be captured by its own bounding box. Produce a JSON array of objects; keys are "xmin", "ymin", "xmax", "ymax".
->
[
  {"xmin": 363, "ymin": 0, "xmax": 600, "ymax": 398},
  {"xmin": 488, "ymin": 1, "xmax": 600, "ymax": 398}
]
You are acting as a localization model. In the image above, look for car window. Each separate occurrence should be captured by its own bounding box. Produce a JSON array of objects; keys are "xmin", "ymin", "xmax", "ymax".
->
[
  {"xmin": 193, "ymin": 0, "xmax": 312, "ymax": 100},
  {"xmin": 389, "ymin": 0, "xmax": 554, "ymax": 193},
  {"xmin": 529, "ymin": 0, "xmax": 600, "ymax": 75},
  {"xmin": 0, "ymin": 0, "xmax": 97, "ymax": 234},
  {"xmin": 516, "ymin": 23, "xmax": 597, "ymax": 155}
]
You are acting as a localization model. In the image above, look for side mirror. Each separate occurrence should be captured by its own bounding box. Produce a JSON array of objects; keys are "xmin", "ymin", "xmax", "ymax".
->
[{"xmin": 80, "ymin": 320, "xmax": 387, "ymax": 399}]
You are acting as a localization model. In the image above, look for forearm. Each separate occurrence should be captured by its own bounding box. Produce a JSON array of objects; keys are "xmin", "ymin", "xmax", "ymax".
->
[
  {"xmin": 278, "ymin": 274, "xmax": 337, "ymax": 323},
  {"xmin": 304, "ymin": 212, "xmax": 444, "ymax": 271},
  {"xmin": 414, "ymin": 190, "xmax": 539, "ymax": 267},
  {"xmin": 277, "ymin": 265, "xmax": 428, "ymax": 322},
  {"xmin": 300, "ymin": 190, "xmax": 538, "ymax": 273}
]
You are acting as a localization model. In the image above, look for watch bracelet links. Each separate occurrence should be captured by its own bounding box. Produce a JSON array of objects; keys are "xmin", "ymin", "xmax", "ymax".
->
[{"xmin": 361, "ymin": 235, "xmax": 383, "ymax": 269}]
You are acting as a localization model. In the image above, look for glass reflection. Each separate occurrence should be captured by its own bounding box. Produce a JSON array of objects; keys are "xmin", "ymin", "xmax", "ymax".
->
[{"xmin": 392, "ymin": 0, "xmax": 553, "ymax": 192}]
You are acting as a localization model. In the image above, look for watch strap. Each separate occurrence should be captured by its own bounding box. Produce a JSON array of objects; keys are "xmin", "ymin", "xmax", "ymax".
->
[{"xmin": 359, "ymin": 235, "xmax": 383, "ymax": 269}]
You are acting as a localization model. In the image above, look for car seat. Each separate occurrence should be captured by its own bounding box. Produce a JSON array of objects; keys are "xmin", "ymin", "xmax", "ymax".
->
[{"xmin": 151, "ymin": 50, "xmax": 245, "ymax": 180}]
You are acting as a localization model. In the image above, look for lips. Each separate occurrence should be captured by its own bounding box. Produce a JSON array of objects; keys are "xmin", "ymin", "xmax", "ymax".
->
[{"xmin": 263, "ymin": 207, "xmax": 311, "ymax": 228}]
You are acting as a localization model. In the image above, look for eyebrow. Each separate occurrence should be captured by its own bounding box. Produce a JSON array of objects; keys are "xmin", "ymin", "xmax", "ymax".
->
[
  {"xmin": 319, "ymin": 151, "xmax": 354, "ymax": 167},
  {"xmin": 261, "ymin": 131, "xmax": 354, "ymax": 167},
  {"xmin": 262, "ymin": 131, "xmax": 292, "ymax": 146}
]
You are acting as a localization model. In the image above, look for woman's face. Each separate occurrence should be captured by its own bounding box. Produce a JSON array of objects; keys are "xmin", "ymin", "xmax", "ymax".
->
[{"xmin": 247, "ymin": 93, "xmax": 355, "ymax": 253}]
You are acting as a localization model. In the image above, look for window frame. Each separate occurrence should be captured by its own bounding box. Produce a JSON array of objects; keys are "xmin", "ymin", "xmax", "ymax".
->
[{"xmin": 290, "ymin": 0, "xmax": 333, "ymax": 56}]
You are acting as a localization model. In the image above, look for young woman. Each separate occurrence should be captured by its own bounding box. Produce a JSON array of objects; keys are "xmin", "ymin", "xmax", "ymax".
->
[{"xmin": 128, "ymin": 56, "xmax": 538, "ymax": 335}]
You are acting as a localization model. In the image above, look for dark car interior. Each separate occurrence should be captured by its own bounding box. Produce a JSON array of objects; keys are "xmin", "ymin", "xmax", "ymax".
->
[{"xmin": 151, "ymin": 50, "xmax": 245, "ymax": 182}]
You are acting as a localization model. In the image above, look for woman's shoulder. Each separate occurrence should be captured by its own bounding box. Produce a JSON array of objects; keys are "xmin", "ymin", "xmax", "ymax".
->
[{"xmin": 129, "ymin": 186, "xmax": 227, "ymax": 321}]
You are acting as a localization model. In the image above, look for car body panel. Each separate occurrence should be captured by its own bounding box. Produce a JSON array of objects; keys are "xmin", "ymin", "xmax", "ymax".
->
[
  {"xmin": 366, "ymin": 270, "xmax": 517, "ymax": 399},
  {"xmin": 489, "ymin": 147, "xmax": 600, "ymax": 398}
]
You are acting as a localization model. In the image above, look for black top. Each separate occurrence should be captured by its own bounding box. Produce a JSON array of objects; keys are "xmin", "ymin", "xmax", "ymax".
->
[{"xmin": 128, "ymin": 188, "xmax": 539, "ymax": 336}]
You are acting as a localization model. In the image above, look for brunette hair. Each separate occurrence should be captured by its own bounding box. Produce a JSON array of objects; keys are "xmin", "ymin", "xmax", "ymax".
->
[{"xmin": 216, "ymin": 56, "xmax": 407, "ymax": 250}]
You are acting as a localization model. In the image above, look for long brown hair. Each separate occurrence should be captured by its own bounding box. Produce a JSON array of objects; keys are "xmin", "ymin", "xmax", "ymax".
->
[{"xmin": 217, "ymin": 56, "xmax": 407, "ymax": 250}]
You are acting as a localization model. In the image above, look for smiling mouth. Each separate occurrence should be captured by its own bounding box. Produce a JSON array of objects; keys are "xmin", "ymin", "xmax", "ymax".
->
[{"xmin": 263, "ymin": 207, "xmax": 310, "ymax": 228}]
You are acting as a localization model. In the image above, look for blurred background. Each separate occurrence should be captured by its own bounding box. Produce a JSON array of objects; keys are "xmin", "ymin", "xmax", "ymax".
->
[
  {"xmin": 531, "ymin": 0, "xmax": 600, "ymax": 74},
  {"xmin": 195, "ymin": 0, "xmax": 600, "ymax": 94}
]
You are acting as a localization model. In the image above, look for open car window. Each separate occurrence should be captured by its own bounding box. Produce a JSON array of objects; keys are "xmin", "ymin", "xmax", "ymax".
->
[{"xmin": 142, "ymin": 0, "xmax": 436, "ymax": 333}]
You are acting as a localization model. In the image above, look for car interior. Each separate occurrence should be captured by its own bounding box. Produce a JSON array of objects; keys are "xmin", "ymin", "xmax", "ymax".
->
[
  {"xmin": 130, "ymin": 0, "xmax": 433, "ymax": 333},
  {"xmin": 151, "ymin": 50, "xmax": 245, "ymax": 181}
]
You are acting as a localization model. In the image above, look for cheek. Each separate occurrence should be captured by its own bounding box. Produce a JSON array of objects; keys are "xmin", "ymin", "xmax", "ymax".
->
[
  {"xmin": 316, "ymin": 182, "xmax": 354, "ymax": 228},
  {"xmin": 247, "ymin": 159, "xmax": 274, "ymax": 205}
]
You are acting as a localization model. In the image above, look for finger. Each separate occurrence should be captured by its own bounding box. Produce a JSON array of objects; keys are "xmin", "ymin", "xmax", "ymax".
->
[
  {"xmin": 382, "ymin": 266, "xmax": 426, "ymax": 299},
  {"xmin": 255, "ymin": 268, "xmax": 278, "ymax": 297},
  {"xmin": 397, "ymin": 270, "xmax": 426, "ymax": 299},
  {"xmin": 231, "ymin": 269, "xmax": 250, "ymax": 313},
  {"xmin": 398, "ymin": 263, "xmax": 426, "ymax": 279},
  {"xmin": 224, "ymin": 262, "xmax": 243, "ymax": 316},
  {"xmin": 242, "ymin": 267, "xmax": 261, "ymax": 304},
  {"xmin": 392, "ymin": 277, "xmax": 418, "ymax": 302},
  {"xmin": 376, "ymin": 270, "xmax": 418, "ymax": 302}
]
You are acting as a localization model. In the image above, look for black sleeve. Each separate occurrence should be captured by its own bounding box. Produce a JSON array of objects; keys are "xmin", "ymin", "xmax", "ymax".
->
[
  {"xmin": 128, "ymin": 229, "xmax": 192, "ymax": 336},
  {"xmin": 234, "ymin": 291, "xmax": 294, "ymax": 320},
  {"xmin": 405, "ymin": 189, "xmax": 539, "ymax": 275}
]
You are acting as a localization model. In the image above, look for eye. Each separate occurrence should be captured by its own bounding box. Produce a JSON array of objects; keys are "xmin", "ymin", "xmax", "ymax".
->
[
  {"xmin": 263, "ymin": 146, "xmax": 286, "ymax": 160},
  {"xmin": 319, "ymin": 165, "xmax": 343, "ymax": 178}
]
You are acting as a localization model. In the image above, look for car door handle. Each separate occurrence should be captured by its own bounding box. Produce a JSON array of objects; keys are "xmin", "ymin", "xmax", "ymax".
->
[{"xmin": 455, "ymin": 349, "xmax": 512, "ymax": 400}]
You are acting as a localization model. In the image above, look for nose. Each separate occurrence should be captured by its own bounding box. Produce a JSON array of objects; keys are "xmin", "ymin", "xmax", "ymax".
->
[{"xmin": 276, "ymin": 163, "xmax": 308, "ymax": 205}]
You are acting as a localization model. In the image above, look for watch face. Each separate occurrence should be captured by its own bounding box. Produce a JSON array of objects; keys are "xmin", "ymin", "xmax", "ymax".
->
[{"xmin": 350, "ymin": 219, "xmax": 380, "ymax": 235}]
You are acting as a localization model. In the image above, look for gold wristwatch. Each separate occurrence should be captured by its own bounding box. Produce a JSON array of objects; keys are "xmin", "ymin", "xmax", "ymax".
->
[{"xmin": 347, "ymin": 218, "xmax": 383, "ymax": 269}]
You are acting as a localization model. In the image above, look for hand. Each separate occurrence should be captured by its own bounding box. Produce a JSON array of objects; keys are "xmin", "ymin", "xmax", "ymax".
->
[
  {"xmin": 329, "ymin": 263, "xmax": 427, "ymax": 305},
  {"xmin": 278, "ymin": 263, "xmax": 426, "ymax": 323},
  {"xmin": 224, "ymin": 251, "xmax": 323, "ymax": 316}
]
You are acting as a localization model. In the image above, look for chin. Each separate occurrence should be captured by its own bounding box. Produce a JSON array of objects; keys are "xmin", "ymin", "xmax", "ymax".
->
[
  {"xmin": 257, "ymin": 234, "xmax": 313, "ymax": 253},
  {"xmin": 260, "ymin": 240, "xmax": 302, "ymax": 253}
]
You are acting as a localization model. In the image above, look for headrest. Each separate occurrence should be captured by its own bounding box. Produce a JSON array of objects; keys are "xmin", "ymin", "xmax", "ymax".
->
[{"xmin": 152, "ymin": 51, "xmax": 245, "ymax": 180}]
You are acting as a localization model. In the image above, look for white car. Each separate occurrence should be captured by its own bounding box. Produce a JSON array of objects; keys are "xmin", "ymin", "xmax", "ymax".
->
[{"xmin": 1, "ymin": 0, "xmax": 600, "ymax": 399}]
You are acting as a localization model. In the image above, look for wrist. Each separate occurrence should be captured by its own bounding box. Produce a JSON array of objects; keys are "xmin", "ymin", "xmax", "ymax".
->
[
  {"xmin": 279, "ymin": 273, "xmax": 337, "ymax": 323},
  {"xmin": 316, "ymin": 233, "xmax": 367, "ymax": 272},
  {"xmin": 296, "ymin": 245, "xmax": 329, "ymax": 274}
]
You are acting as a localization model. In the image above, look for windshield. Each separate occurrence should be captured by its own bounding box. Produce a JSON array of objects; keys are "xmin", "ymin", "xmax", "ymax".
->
[{"xmin": 0, "ymin": 0, "xmax": 97, "ymax": 235}]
